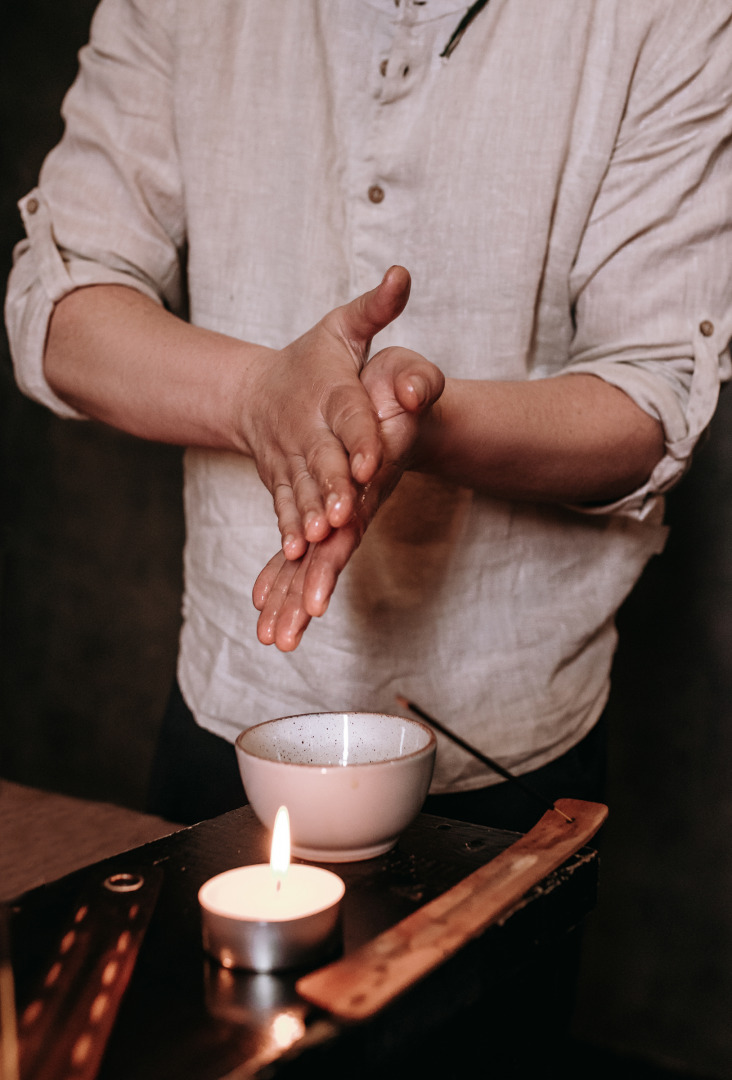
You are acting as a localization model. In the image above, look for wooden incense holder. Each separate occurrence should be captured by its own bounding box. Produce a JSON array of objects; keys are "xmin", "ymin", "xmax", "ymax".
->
[{"xmin": 296, "ymin": 797, "xmax": 608, "ymax": 1021}]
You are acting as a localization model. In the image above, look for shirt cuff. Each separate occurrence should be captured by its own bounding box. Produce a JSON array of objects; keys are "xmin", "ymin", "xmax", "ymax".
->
[
  {"xmin": 560, "ymin": 322, "xmax": 731, "ymax": 522},
  {"xmin": 5, "ymin": 188, "xmax": 163, "ymax": 420}
]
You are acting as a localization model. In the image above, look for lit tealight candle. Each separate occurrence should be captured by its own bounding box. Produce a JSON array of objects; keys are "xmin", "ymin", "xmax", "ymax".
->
[{"xmin": 199, "ymin": 807, "xmax": 345, "ymax": 972}]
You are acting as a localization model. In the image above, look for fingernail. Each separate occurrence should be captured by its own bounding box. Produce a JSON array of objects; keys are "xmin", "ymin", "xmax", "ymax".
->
[
  {"xmin": 409, "ymin": 375, "xmax": 429, "ymax": 407},
  {"xmin": 326, "ymin": 491, "xmax": 341, "ymax": 514},
  {"xmin": 311, "ymin": 589, "xmax": 330, "ymax": 616},
  {"xmin": 351, "ymin": 453, "xmax": 365, "ymax": 477}
]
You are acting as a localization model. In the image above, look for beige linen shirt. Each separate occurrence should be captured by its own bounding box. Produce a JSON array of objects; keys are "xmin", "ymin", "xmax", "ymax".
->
[{"xmin": 6, "ymin": 0, "xmax": 732, "ymax": 792}]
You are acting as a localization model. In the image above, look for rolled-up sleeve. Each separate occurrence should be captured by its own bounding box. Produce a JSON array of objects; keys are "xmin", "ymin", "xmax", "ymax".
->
[
  {"xmin": 565, "ymin": 4, "xmax": 732, "ymax": 521},
  {"xmin": 4, "ymin": 0, "xmax": 183, "ymax": 419}
]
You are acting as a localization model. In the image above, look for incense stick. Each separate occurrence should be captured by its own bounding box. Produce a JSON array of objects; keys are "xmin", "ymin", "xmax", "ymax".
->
[{"xmin": 396, "ymin": 695, "xmax": 573, "ymax": 824}]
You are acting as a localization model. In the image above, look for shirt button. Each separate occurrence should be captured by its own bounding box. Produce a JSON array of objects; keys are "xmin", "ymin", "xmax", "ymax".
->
[
  {"xmin": 699, "ymin": 320, "xmax": 714, "ymax": 337},
  {"xmin": 380, "ymin": 59, "xmax": 388, "ymax": 76},
  {"xmin": 26, "ymin": 197, "xmax": 39, "ymax": 214},
  {"xmin": 368, "ymin": 185, "xmax": 385, "ymax": 204}
]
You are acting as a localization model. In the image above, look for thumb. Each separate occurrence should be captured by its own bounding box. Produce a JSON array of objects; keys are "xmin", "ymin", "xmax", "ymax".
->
[
  {"xmin": 335, "ymin": 266, "xmax": 411, "ymax": 349},
  {"xmin": 363, "ymin": 346, "xmax": 445, "ymax": 418},
  {"xmin": 393, "ymin": 355, "xmax": 445, "ymax": 414}
]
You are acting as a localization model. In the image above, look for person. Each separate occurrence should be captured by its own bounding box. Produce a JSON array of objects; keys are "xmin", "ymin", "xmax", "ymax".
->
[{"xmin": 5, "ymin": 0, "xmax": 732, "ymax": 830}]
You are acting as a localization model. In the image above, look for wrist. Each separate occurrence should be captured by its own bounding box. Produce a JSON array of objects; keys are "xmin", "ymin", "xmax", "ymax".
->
[
  {"xmin": 225, "ymin": 340, "xmax": 277, "ymax": 458},
  {"xmin": 407, "ymin": 386, "xmax": 450, "ymax": 475}
]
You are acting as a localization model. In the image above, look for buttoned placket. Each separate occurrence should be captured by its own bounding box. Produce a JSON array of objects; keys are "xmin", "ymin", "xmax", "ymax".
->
[{"xmin": 349, "ymin": 0, "xmax": 466, "ymax": 296}]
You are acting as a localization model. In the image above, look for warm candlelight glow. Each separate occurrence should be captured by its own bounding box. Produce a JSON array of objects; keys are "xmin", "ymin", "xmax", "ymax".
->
[
  {"xmin": 270, "ymin": 1010, "xmax": 306, "ymax": 1051},
  {"xmin": 198, "ymin": 802, "xmax": 344, "ymax": 970},
  {"xmin": 270, "ymin": 806, "xmax": 290, "ymax": 880}
]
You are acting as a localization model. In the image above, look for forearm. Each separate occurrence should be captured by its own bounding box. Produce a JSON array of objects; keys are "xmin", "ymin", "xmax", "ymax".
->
[
  {"xmin": 253, "ymin": 355, "xmax": 665, "ymax": 651},
  {"xmin": 44, "ymin": 284, "xmax": 257, "ymax": 452},
  {"xmin": 44, "ymin": 270, "xmax": 416, "ymax": 556},
  {"xmin": 412, "ymin": 373, "xmax": 665, "ymax": 505}
]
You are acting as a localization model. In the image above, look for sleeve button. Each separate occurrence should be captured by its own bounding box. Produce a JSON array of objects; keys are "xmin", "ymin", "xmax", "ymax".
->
[
  {"xmin": 368, "ymin": 185, "xmax": 385, "ymax": 204},
  {"xmin": 699, "ymin": 320, "xmax": 714, "ymax": 337},
  {"xmin": 26, "ymin": 197, "xmax": 39, "ymax": 214}
]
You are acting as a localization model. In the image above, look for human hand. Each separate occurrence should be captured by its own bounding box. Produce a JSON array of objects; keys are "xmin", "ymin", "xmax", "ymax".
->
[
  {"xmin": 240, "ymin": 266, "xmax": 411, "ymax": 561},
  {"xmin": 252, "ymin": 345, "xmax": 445, "ymax": 650}
]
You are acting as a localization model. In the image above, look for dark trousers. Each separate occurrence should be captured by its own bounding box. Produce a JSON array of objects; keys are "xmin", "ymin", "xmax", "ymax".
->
[{"xmin": 147, "ymin": 681, "xmax": 607, "ymax": 831}]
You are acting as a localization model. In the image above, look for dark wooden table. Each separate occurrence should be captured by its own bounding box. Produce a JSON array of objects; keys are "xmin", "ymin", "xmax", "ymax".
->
[{"xmin": 9, "ymin": 807, "xmax": 601, "ymax": 1079}]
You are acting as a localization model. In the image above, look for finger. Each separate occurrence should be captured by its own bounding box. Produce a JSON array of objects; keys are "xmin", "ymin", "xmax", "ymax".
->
[
  {"xmin": 365, "ymin": 347, "xmax": 446, "ymax": 416},
  {"xmin": 273, "ymin": 448, "xmax": 353, "ymax": 549},
  {"xmin": 316, "ymin": 384, "xmax": 383, "ymax": 490},
  {"xmin": 252, "ymin": 550, "xmax": 288, "ymax": 612},
  {"xmin": 293, "ymin": 427, "xmax": 365, "ymax": 528},
  {"xmin": 271, "ymin": 482, "xmax": 309, "ymax": 560},
  {"xmin": 394, "ymin": 362, "xmax": 445, "ymax": 413},
  {"xmin": 267, "ymin": 549, "xmax": 318, "ymax": 651},
  {"xmin": 255, "ymin": 554, "xmax": 306, "ymax": 646},
  {"xmin": 334, "ymin": 265, "xmax": 411, "ymax": 350},
  {"xmin": 301, "ymin": 522, "xmax": 362, "ymax": 618},
  {"xmin": 283, "ymin": 466, "xmax": 335, "ymax": 544},
  {"xmin": 319, "ymin": 270, "xmax": 412, "ymax": 487}
]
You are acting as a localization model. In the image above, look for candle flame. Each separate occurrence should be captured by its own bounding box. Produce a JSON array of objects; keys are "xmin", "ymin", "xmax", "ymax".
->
[{"xmin": 270, "ymin": 806, "xmax": 290, "ymax": 877}]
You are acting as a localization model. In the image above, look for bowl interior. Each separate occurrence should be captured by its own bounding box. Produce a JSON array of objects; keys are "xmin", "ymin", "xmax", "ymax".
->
[{"xmin": 238, "ymin": 712, "xmax": 433, "ymax": 767}]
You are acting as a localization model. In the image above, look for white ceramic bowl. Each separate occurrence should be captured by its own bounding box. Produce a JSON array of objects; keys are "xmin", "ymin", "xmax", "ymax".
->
[{"xmin": 235, "ymin": 712, "xmax": 436, "ymax": 862}]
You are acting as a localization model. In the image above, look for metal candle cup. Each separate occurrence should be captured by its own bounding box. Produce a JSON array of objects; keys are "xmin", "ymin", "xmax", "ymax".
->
[
  {"xmin": 198, "ymin": 807, "xmax": 345, "ymax": 973},
  {"xmin": 199, "ymin": 863, "xmax": 345, "ymax": 972}
]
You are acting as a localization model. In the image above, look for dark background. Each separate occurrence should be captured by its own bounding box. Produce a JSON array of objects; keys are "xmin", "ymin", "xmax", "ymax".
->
[{"xmin": 2, "ymin": 5, "xmax": 732, "ymax": 1076}]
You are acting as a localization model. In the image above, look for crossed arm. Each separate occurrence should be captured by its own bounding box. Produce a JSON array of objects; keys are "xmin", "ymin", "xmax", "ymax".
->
[
  {"xmin": 43, "ymin": 268, "xmax": 664, "ymax": 650},
  {"xmin": 44, "ymin": 267, "xmax": 420, "ymax": 560}
]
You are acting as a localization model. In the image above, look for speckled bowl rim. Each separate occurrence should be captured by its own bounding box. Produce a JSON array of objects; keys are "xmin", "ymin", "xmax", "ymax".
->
[{"xmin": 235, "ymin": 711, "xmax": 436, "ymax": 768}]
